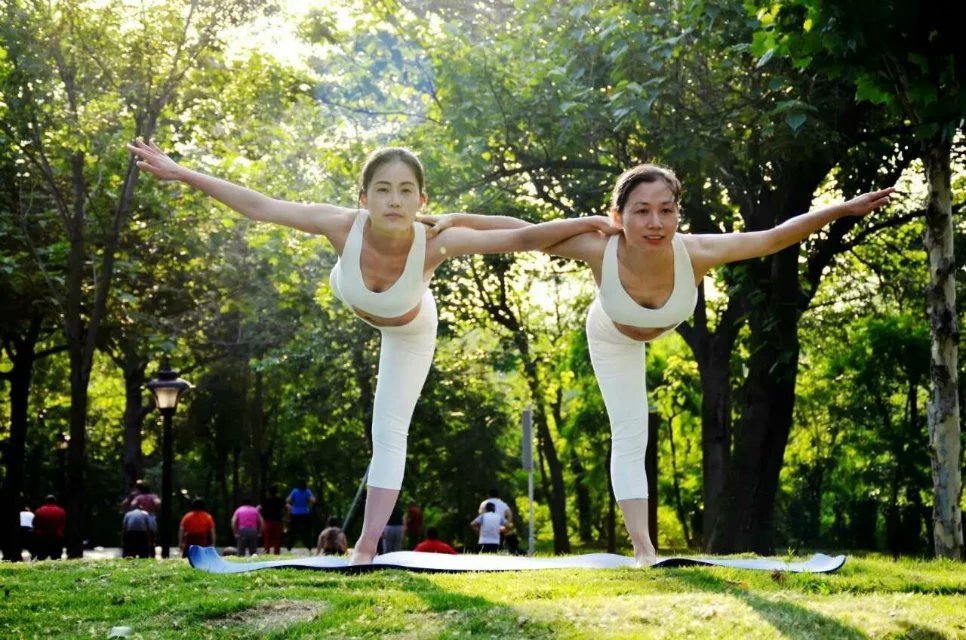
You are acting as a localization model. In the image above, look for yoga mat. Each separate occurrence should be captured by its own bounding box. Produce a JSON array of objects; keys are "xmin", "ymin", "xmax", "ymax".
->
[{"xmin": 188, "ymin": 546, "xmax": 846, "ymax": 574}]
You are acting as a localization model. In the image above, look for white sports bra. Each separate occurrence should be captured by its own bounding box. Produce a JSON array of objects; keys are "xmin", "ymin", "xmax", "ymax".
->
[
  {"xmin": 598, "ymin": 233, "xmax": 697, "ymax": 335},
  {"xmin": 329, "ymin": 210, "xmax": 428, "ymax": 317}
]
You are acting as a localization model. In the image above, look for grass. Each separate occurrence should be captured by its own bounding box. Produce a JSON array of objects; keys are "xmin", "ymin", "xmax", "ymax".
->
[{"xmin": 1, "ymin": 553, "xmax": 965, "ymax": 639}]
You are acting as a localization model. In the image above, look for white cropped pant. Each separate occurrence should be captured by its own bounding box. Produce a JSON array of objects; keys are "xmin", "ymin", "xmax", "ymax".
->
[
  {"xmin": 358, "ymin": 292, "xmax": 438, "ymax": 490},
  {"xmin": 585, "ymin": 297, "xmax": 649, "ymax": 501}
]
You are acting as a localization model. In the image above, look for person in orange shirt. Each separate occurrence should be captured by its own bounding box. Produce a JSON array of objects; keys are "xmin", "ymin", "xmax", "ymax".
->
[{"xmin": 178, "ymin": 497, "xmax": 216, "ymax": 558}]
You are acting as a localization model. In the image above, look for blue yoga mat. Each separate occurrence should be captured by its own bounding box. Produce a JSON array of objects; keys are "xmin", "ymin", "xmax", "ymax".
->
[{"xmin": 188, "ymin": 546, "xmax": 846, "ymax": 574}]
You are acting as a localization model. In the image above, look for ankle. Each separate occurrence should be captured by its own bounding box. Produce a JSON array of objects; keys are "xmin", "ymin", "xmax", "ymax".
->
[{"xmin": 349, "ymin": 548, "xmax": 376, "ymax": 565}]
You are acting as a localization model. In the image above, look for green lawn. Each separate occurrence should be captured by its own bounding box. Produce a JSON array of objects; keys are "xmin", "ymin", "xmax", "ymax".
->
[{"xmin": 1, "ymin": 554, "xmax": 964, "ymax": 639}]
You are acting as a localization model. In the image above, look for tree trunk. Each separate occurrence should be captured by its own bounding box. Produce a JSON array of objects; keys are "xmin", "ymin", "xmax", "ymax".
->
[
  {"xmin": 508, "ymin": 331, "xmax": 570, "ymax": 553},
  {"xmin": 65, "ymin": 345, "xmax": 90, "ymax": 559},
  {"xmin": 712, "ymin": 231, "xmax": 803, "ymax": 554},
  {"xmin": 556, "ymin": 383, "xmax": 592, "ymax": 544},
  {"xmin": 646, "ymin": 410, "xmax": 658, "ymax": 551},
  {"xmin": 605, "ymin": 443, "xmax": 616, "ymax": 552},
  {"xmin": 527, "ymin": 382, "xmax": 570, "ymax": 554},
  {"xmin": 1, "ymin": 315, "xmax": 42, "ymax": 561},
  {"xmin": 664, "ymin": 403, "xmax": 693, "ymax": 547},
  {"xmin": 680, "ymin": 288, "xmax": 743, "ymax": 550},
  {"xmin": 569, "ymin": 452, "xmax": 593, "ymax": 544},
  {"xmin": 121, "ymin": 353, "xmax": 151, "ymax": 494},
  {"xmin": 250, "ymin": 369, "xmax": 266, "ymax": 500},
  {"xmin": 922, "ymin": 135, "xmax": 964, "ymax": 560},
  {"xmin": 64, "ymin": 150, "xmax": 90, "ymax": 559}
]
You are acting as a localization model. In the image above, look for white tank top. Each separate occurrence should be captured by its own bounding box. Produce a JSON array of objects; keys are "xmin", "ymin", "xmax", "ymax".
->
[
  {"xmin": 598, "ymin": 233, "xmax": 698, "ymax": 333},
  {"xmin": 329, "ymin": 210, "xmax": 428, "ymax": 317}
]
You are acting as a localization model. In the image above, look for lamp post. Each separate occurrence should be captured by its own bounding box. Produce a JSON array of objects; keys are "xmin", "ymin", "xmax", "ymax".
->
[{"xmin": 146, "ymin": 359, "xmax": 192, "ymax": 559}]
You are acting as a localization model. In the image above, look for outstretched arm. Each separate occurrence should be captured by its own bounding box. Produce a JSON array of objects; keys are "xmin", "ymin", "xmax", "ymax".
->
[
  {"xmin": 416, "ymin": 212, "xmax": 530, "ymax": 237},
  {"xmin": 688, "ymin": 188, "xmax": 895, "ymax": 277},
  {"xmin": 127, "ymin": 140, "xmax": 353, "ymax": 238},
  {"xmin": 430, "ymin": 216, "xmax": 617, "ymax": 263}
]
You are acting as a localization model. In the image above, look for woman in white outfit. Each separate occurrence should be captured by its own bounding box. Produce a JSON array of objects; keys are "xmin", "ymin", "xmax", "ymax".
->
[
  {"xmin": 127, "ymin": 141, "xmax": 617, "ymax": 564},
  {"xmin": 428, "ymin": 164, "xmax": 893, "ymax": 565}
]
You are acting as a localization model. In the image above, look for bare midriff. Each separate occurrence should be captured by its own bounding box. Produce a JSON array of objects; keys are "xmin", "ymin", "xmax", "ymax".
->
[
  {"xmin": 611, "ymin": 320, "xmax": 672, "ymax": 342},
  {"xmin": 352, "ymin": 303, "xmax": 421, "ymax": 327}
]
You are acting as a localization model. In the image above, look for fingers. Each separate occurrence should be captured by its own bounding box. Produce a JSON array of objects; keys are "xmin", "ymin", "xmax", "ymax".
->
[{"xmin": 127, "ymin": 141, "xmax": 153, "ymax": 161}]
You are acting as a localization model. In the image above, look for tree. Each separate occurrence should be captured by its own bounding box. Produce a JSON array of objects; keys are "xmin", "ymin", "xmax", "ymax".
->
[
  {"xmin": 0, "ymin": 0, "xmax": 265, "ymax": 556},
  {"xmin": 394, "ymin": 0, "xmax": 915, "ymax": 553},
  {"xmin": 755, "ymin": 0, "xmax": 964, "ymax": 558}
]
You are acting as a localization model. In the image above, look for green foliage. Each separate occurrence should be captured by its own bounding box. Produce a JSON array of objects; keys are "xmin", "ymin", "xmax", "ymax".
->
[
  {"xmin": 750, "ymin": 0, "xmax": 965, "ymax": 139},
  {"xmin": 4, "ymin": 0, "xmax": 964, "ymax": 558}
]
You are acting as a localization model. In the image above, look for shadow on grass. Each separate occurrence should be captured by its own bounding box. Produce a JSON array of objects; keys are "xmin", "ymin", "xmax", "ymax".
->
[
  {"xmin": 193, "ymin": 568, "xmax": 553, "ymax": 638},
  {"xmin": 668, "ymin": 569, "xmax": 868, "ymax": 640}
]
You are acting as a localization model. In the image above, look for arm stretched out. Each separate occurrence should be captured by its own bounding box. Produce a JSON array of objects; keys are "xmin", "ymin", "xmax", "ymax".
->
[
  {"xmin": 420, "ymin": 211, "xmax": 611, "ymax": 267},
  {"xmin": 686, "ymin": 187, "xmax": 895, "ymax": 278},
  {"xmin": 427, "ymin": 216, "xmax": 617, "ymax": 266},
  {"xmin": 416, "ymin": 212, "xmax": 530, "ymax": 237},
  {"xmin": 127, "ymin": 139, "xmax": 354, "ymax": 240}
]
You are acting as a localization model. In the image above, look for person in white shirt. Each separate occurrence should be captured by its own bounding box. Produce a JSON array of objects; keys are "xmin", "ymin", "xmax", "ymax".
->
[
  {"xmin": 19, "ymin": 503, "xmax": 34, "ymax": 559},
  {"xmin": 478, "ymin": 489, "xmax": 513, "ymax": 525},
  {"xmin": 471, "ymin": 502, "xmax": 506, "ymax": 553}
]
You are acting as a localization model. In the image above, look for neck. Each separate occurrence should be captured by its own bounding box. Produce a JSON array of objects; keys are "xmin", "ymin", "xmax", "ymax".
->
[
  {"xmin": 619, "ymin": 234, "xmax": 673, "ymax": 272},
  {"xmin": 366, "ymin": 216, "xmax": 414, "ymax": 250}
]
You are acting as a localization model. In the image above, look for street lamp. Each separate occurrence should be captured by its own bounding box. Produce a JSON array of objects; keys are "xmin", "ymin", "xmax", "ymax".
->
[{"xmin": 146, "ymin": 359, "xmax": 192, "ymax": 559}]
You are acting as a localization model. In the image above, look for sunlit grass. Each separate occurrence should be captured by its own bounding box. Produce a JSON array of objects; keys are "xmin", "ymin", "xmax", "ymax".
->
[{"xmin": 1, "ymin": 553, "xmax": 964, "ymax": 638}]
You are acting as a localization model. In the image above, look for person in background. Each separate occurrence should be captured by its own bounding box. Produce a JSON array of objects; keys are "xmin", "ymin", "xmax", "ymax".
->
[
  {"xmin": 470, "ymin": 502, "xmax": 505, "ymax": 554},
  {"xmin": 131, "ymin": 483, "xmax": 161, "ymax": 532},
  {"xmin": 316, "ymin": 517, "xmax": 348, "ymax": 556},
  {"xmin": 381, "ymin": 502, "xmax": 404, "ymax": 554},
  {"xmin": 32, "ymin": 495, "xmax": 66, "ymax": 561},
  {"xmin": 286, "ymin": 479, "xmax": 316, "ymax": 552},
  {"xmin": 479, "ymin": 488, "xmax": 513, "ymax": 549},
  {"xmin": 19, "ymin": 501, "xmax": 34, "ymax": 560},
  {"xmin": 404, "ymin": 500, "xmax": 423, "ymax": 550},
  {"xmin": 121, "ymin": 504, "xmax": 156, "ymax": 559},
  {"xmin": 178, "ymin": 497, "xmax": 216, "ymax": 558},
  {"xmin": 231, "ymin": 496, "xmax": 264, "ymax": 557},
  {"xmin": 259, "ymin": 484, "xmax": 287, "ymax": 555},
  {"xmin": 413, "ymin": 527, "xmax": 457, "ymax": 555}
]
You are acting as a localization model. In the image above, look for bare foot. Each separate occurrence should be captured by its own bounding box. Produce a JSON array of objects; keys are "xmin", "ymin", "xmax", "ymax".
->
[
  {"xmin": 634, "ymin": 544, "xmax": 658, "ymax": 567},
  {"xmin": 348, "ymin": 548, "xmax": 375, "ymax": 566}
]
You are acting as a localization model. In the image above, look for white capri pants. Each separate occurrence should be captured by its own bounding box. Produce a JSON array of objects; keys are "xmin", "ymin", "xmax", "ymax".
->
[
  {"xmin": 362, "ymin": 291, "xmax": 438, "ymax": 490},
  {"xmin": 585, "ymin": 297, "xmax": 649, "ymax": 501}
]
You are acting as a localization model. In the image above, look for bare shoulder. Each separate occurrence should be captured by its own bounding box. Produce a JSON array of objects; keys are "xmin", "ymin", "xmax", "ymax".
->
[
  {"xmin": 545, "ymin": 229, "xmax": 607, "ymax": 265},
  {"xmin": 680, "ymin": 232, "xmax": 744, "ymax": 280},
  {"xmin": 302, "ymin": 203, "xmax": 357, "ymax": 233},
  {"xmin": 303, "ymin": 204, "xmax": 357, "ymax": 252}
]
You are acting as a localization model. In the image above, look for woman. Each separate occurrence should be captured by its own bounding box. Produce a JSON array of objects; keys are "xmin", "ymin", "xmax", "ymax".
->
[
  {"xmin": 428, "ymin": 163, "xmax": 893, "ymax": 565},
  {"xmin": 127, "ymin": 140, "xmax": 616, "ymax": 564}
]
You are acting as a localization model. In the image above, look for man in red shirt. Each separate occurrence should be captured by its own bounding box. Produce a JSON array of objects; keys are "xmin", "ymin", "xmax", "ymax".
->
[
  {"xmin": 178, "ymin": 497, "xmax": 216, "ymax": 558},
  {"xmin": 32, "ymin": 495, "xmax": 66, "ymax": 560},
  {"xmin": 413, "ymin": 527, "xmax": 457, "ymax": 555}
]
